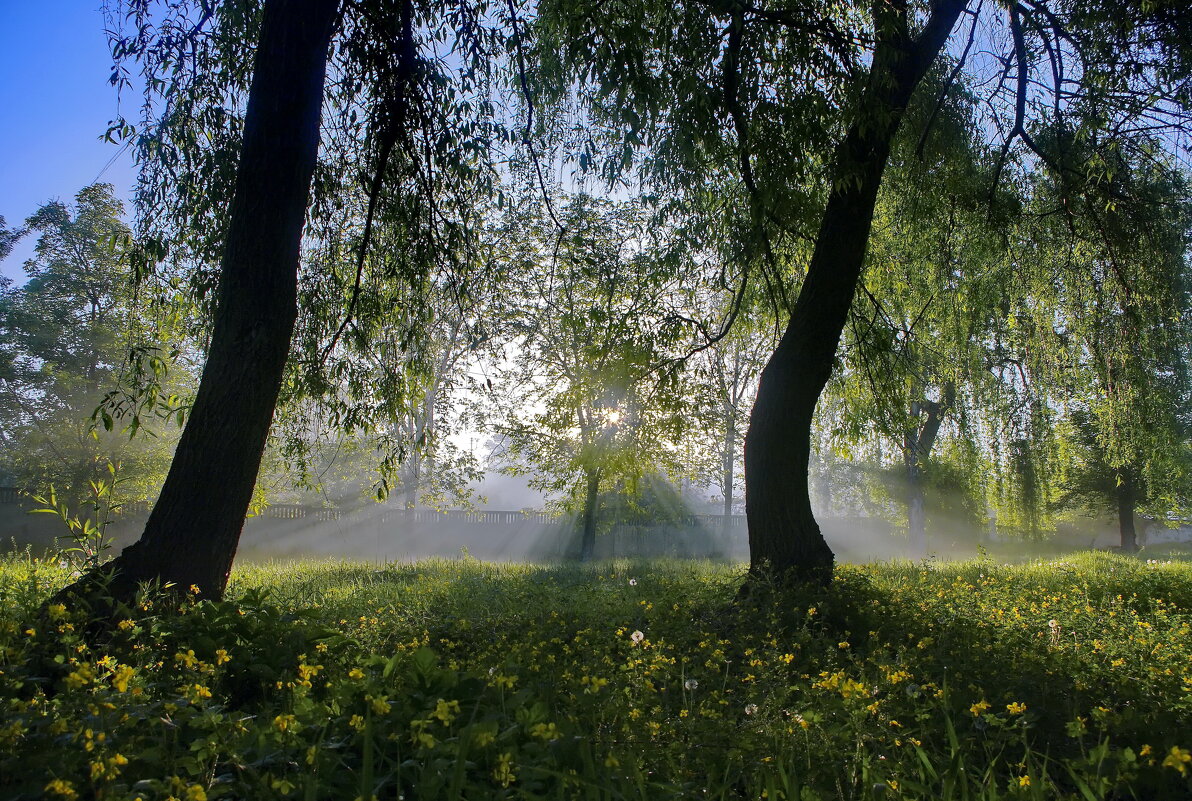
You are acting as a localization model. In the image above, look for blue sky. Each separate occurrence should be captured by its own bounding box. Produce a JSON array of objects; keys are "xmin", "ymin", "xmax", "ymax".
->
[{"xmin": 0, "ymin": 2, "xmax": 136, "ymax": 284}]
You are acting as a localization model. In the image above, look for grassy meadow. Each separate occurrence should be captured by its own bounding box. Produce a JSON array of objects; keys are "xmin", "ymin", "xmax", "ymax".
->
[{"xmin": 1, "ymin": 551, "xmax": 1190, "ymax": 800}]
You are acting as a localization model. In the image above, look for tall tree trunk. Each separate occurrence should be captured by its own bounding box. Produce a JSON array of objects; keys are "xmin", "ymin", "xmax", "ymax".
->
[
  {"xmin": 1118, "ymin": 471, "xmax": 1138, "ymax": 552},
  {"xmin": 578, "ymin": 467, "xmax": 601, "ymax": 561},
  {"xmin": 904, "ymin": 389, "xmax": 952, "ymax": 556},
  {"xmin": 58, "ymin": 0, "xmax": 340, "ymax": 604},
  {"xmin": 906, "ymin": 461, "xmax": 927, "ymax": 555},
  {"xmin": 743, "ymin": 0, "xmax": 965, "ymax": 581},
  {"xmin": 722, "ymin": 407, "xmax": 736, "ymax": 519}
]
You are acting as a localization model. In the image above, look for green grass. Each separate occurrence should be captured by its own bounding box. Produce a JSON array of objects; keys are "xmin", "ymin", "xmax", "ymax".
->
[{"xmin": 1, "ymin": 551, "xmax": 1190, "ymax": 800}]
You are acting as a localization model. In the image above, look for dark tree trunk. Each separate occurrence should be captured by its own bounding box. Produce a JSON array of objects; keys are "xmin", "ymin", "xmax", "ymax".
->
[
  {"xmin": 578, "ymin": 467, "xmax": 601, "ymax": 561},
  {"xmin": 58, "ymin": 0, "xmax": 340, "ymax": 604},
  {"xmin": 904, "ymin": 388, "xmax": 952, "ymax": 555},
  {"xmin": 1118, "ymin": 472, "xmax": 1138, "ymax": 552},
  {"xmin": 906, "ymin": 462, "xmax": 927, "ymax": 555},
  {"xmin": 722, "ymin": 408, "xmax": 737, "ymax": 521},
  {"xmin": 743, "ymin": 0, "xmax": 965, "ymax": 581}
]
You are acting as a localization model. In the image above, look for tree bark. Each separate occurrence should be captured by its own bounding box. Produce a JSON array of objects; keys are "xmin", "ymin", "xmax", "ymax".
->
[
  {"xmin": 58, "ymin": 0, "xmax": 340, "ymax": 604},
  {"xmin": 904, "ymin": 387, "xmax": 952, "ymax": 555},
  {"xmin": 1117, "ymin": 471, "xmax": 1138, "ymax": 552},
  {"xmin": 722, "ymin": 405, "xmax": 737, "ymax": 519},
  {"xmin": 743, "ymin": 0, "xmax": 965, "ymax": 581},
  {"xmin": 578, "ymin": 467, "xmax": 601, "ymax": 561}
]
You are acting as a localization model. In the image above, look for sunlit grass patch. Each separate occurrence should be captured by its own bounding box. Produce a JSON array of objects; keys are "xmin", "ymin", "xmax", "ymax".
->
[{"xmin": 1, "ymin": 551, "xmax": 1189, "ymax": 799}]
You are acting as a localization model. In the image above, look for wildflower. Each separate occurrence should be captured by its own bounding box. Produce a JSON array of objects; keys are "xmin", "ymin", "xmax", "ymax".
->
[
  {"xmin": 684, "ymin": 679, "xmax": 699, "ymax": 691},
  {"xmin": 44, "ymin": 779, "xmax": 77, "ymax": 799},
  {"xmin": 117, "ymin": 619, "xmax": 135, "ymax": 631},
  {"xmin": 297, "ymin": 662, "xmax": 323, "ymax": 682},
  {"xmin": 1140, "ymin": 744, "xmax": 1153, "ymax": 757},
  {"xmin": 349, "ymin": 715, "xmax": 365, "ymax": 731},
  {"xmin": 370, "ymin": 695, "xmax": 392, "ymax": 715},
  {"xmin": 530, "ymin": 722, "xmax": 560, "ymax": 741},
  {"xmin": 111, "ymin": 664, "xmax": 135, "ymax": 693},
  {"xmin": 214, "ymin": 649, "xmax": 230, "ymax": 665},
  {"xmin": 494, "ymin": 752, "xmax": 516, "ymax": 787},
  {"xmin": 745, "ymin": 704, "xmax": 759, "ymax": 716},
  {"xmin": 1163, "ymin": 746, "xmax": 1191, "ymax": 775},
  {"xmin": 63, "ymin": 663, "xmax": 94, "ymax": 690},
  {"xmin": 970, "ymin": 700, "xmax": 991, "ymax": 717},
  {"xmin": 186, "ymin": 684, "xmax": 212, "ymax": 701},
  {"xmin": 431, "ymin": 698, "xmax": 461, "ymax": 724},
  {"xmin": 1018, "ymin": 775, "xmax": 1031, "ymax": 788},
  {"xmin": 630, "ymin": 630, "xmax": 644, "ymax": 644},
  {"xmin": 348, "ymin": 667, "xmax": 365, "ymax": 679},
  {"xmin": 629, "ymin": 578, "xmax": 637, "ymax": 586},
  {"xmin": 1006, "ymin": 701, "xmax": 1027, "ymax": 715},
  {"xmin": 47, "ymin": 604, "xmax": 67, "ymax": 620},
  {"xmin": 273, "ymin": 714, "xmax": 297, "ymax": 732}
]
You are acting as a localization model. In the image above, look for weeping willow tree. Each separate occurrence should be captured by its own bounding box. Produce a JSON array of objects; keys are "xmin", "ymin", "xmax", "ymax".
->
[
  {"xmin": 536, "ymin": 0, "xmax": 1192, "ymax": 579},
  {"xmin": 59, "ymin": 0, "xmax": 520, "ymax": 603},
  {"xmin": 1012, "ymin": 139, "xmax": 1192, "ymax": 550},
  {"xmin": 818, "ymin": 74, "xmax": 1030, "ymax": 552},
  {"xmin": 481, "ymin": 195, "xmax": 695, "ymax": 561}
]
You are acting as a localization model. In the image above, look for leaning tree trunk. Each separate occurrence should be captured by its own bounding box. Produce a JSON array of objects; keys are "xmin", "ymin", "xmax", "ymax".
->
[
  {"xmin": 58, "ymin": 0, "xmax": 340, "ymax": 604},
  {"xmin": 743, "ymin": 0, "xmax": 965, "ymax": 581},
  {"xmin": 1117, "ymin": 471, "xmax": 1138, "ymax": 552}
]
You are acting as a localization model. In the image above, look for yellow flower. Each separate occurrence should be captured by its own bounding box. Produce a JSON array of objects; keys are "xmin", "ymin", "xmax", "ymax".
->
[
  {"xmin": 369, "ymin": 696, "xmax": 391, "ymax": 715},
  {"xmin": 431, "ymin": 698, "xmax": 460, "ymax": 724},
  {"xmin": 1018, "ymin": 775, "xmax": 1031, "ymax": 787},
  {"xmin": 273, "ymin": 714, "xmax": 296, "ymax": 732},
  {"xmin": 111, "ymin": 665, "xmax": 135, "ymax": 693},
  {"xmin": 117, "ymin": 619, "xmax": 136, "ymax": 631},
  {"xmin": 214, "ymin": 649, "xmax": 230, "ymax": 665},
  {"xmin": 47, "ymin": 604, "xmax": 67, "ymax": 620},
  {"xmin": 45, "ymin": 779, "xmax": 78, "ymax": 799},
  {"xmin": 970, "ymin": 700, "xmax": 991, "ymax": 717},
  {"xmin": 348, "ymin": 667, "xmax": 365, "ymax": 679},
  {"xmin": 1140, "ymin": 744, "xmax": 1153, "ymax": 757},
  {"xmin": 1163, "ymin": 746, "xmax": 1191, "ymax": 775},
  {"xmin": 1006, "ymin": 702, "xmax": 1027, "ymax": 715},
  {"xmin": 64, "ymin": 663, "xmax": 94, "ymax": 690},
  {"xmin": 493, "ymin": 752, "xmax": 516, "ymax": 787}
]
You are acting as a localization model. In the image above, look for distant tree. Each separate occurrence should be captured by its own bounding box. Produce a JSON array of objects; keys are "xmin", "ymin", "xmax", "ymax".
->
[
  {"xmin": 540, "ymin": 0, "xmax": 1192, "ymax": 581},
  {"xmin": 485, "ymin": 196, "xmax": 691, "ymax": 560},
  {"xmin": 1017, "ymin": 145, "xmax": 1192, "ymax": 550},
  {"xmin": 0, "ymin": 184, "xmax": 184, "ymax": 504}
]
